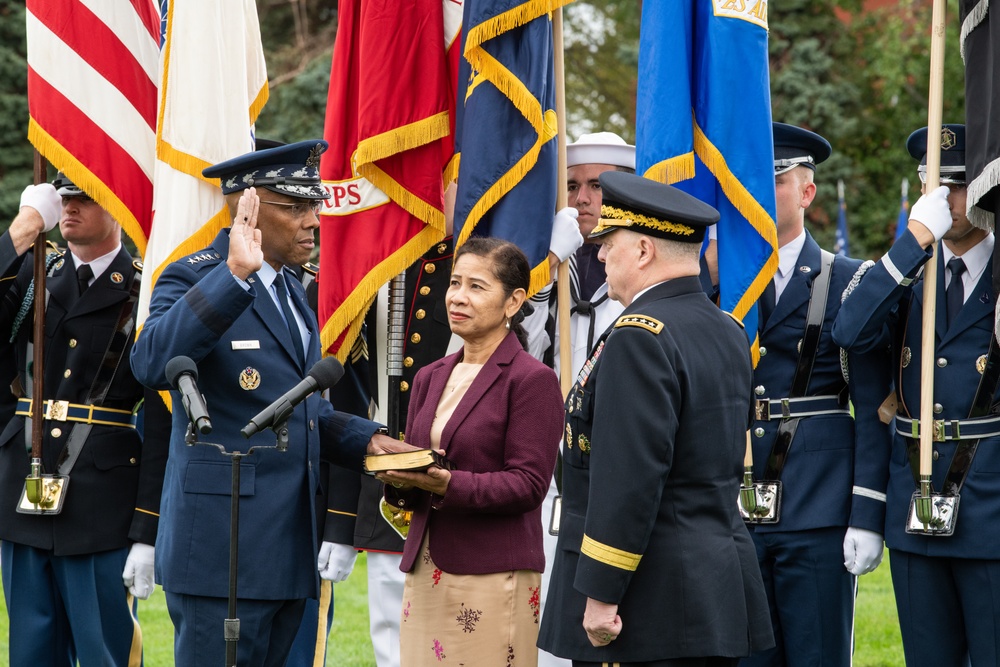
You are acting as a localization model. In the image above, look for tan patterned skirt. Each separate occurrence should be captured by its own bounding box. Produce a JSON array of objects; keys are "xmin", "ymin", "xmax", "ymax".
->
[{"xmin": 399, "ymin": 534, "xmax": 541, "ymax": 667}]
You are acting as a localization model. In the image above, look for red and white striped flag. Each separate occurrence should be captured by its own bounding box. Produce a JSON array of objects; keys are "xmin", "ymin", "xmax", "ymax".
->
[{"xmin": 26, "ymin": 0, "xmax": 159, "ymax": 254}]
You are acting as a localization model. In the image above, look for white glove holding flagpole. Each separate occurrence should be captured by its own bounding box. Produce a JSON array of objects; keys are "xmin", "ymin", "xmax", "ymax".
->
[
  {"xmin": 318, "ymin": 541, "xmax": 358, "ymax": 583},
  {"xmin": 843, "ymin": 527, "xmax": 884, "ymax": 575},
  {"xmin": 549, "ymin": 207, "xmax": 583, "ymax": 262},
  {"xmin": 20, "ymin": 184, "xmax": 61, "ymax": 232},
  {"xmin": 908, "ymin": 185, "xmax": 952, "ymax": 243},
  {"xmin": 122, "ymin": 543, "xmax": 156, "ymax": 599}
]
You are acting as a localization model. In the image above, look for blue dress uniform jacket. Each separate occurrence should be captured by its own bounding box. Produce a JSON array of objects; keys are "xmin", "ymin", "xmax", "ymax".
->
[
  {"xmin": 130, "ymin": 229, "xmax": 379, "ymax": 601},
  {"xmin": 0, "ymin": 235, "xmax": 165, "ymax": 554},
  {"xmin": 538, "ymin": 277, "xmax": 773, "ymax": 663},
  {"xmin": 832, "ymin": 231, "xmax": 1000, "ymax": 558},
  {"xmin": 752, "ymin": 233, "xmax": 891, "ymax": 534}
]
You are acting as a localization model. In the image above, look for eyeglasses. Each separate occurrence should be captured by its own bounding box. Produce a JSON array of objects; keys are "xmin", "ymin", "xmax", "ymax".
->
[{"xmin": 260, "ymin": 200, "xmax": 323, "ymax": 216}]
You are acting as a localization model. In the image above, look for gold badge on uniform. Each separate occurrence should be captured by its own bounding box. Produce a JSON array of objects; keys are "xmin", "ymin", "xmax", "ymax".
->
[
  {"xmin": 578, "ymin": 434, "xmax": 590, "ymax": 453},
  {"xmin": 901, "ymin": 347, "xmax": 912, "ymax": 368},
  {"xmin": 239, "ymin": 367, "xmax": 261, "ymax": 390},
  {"xmin": 110, "ymin": 272, "xmax": 124, "ymax": 284},
  {"xmin": 54, "ymin": 259, "xmax": 65, "ymax": 271},
  {"xmin": 565, "ymin": 423, "xmax": 573, "ymax": 448},
  {"xmin": 976, "ymin": 354, "xmax": 988, "ymax": 375}
]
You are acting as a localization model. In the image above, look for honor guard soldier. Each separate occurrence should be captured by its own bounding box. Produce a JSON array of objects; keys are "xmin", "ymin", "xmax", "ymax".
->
[
  {"xmin": 538, "ymin": 171, "xmax": 773, "ymax": 666},
  {"xmin": 740, "ymin": 124, "xmax": 892, "ymax": 667},
  {"xmin": 130, "ymin": 140, "xmax": 401, "ymax": 666},
  {"xmin": 0, "ymin": 174, "xmax": 168, "ymax": 665},
  {"xmin": 833, "ymin": 125, "xmax": 1000, "ymax": 667}
]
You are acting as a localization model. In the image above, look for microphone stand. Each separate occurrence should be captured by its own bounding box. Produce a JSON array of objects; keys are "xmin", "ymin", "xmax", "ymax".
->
[{"xmin": 184, "ymin": 416, "xmax": 290, "ymax": 667}]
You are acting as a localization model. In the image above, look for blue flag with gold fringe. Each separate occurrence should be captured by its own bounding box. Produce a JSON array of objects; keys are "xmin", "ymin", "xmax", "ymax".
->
[
  {"xmin": 636, "ymin": 0, "xmax": 777, "ymax": 361},
  {"xmin": 452, "ymin": 0, "xmax": 569, "ymax": 295}
]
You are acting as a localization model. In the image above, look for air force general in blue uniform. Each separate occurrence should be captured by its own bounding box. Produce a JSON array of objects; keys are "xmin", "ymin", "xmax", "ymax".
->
[
  {"xmin": 130, "ymin": 141, "xmax": 386, "ymax": 667},
  {"xmin": 741, "ymin": 124, "xmax": 893, "ymax": 667},
  {"xmin": 833, "ymin": 125, "xmax": 1000, "ymax": 667}
]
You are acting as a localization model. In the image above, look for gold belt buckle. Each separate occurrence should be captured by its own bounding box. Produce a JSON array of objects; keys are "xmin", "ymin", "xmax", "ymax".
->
[
  {"xmin": 755, "ymin": 399, "xmax": 769, "ymax": 421},
  {"xmin": 933, "ymin": 419, "xmax": 946, "ymax": 442},
  {"xmin": 44, "ymin": 400, "xmax": 70, "ymax": 422}
]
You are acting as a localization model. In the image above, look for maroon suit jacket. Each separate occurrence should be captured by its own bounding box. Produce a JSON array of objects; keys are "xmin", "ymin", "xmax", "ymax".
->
[{"xmin": 389, "ymin": 331, "xmax": 564, "ymax": 574}]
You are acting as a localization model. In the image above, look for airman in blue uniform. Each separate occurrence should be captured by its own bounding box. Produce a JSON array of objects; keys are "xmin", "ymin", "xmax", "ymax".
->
[
  {"xmin": 741, "ymin": 124, "xmax": 893, "ymax": 667},
  {"xmin": 833, "ymin": 124, "xmax": 1000, "ymax": 667},
  {"xmin": 130, "ymin": 140, "xmax": 397, "ymax": 666}
]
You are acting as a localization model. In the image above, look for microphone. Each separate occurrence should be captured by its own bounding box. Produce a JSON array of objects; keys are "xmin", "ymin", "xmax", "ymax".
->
[
  {"xmin": 165, "ymin": 356, "xmax": 213, "ymax": 434},
  {"xmin": 241, "ymin": 357, "xmax": 345, "ymax": 438}
]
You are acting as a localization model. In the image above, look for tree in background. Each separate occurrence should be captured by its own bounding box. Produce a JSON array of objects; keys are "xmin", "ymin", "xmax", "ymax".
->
[{"xmin": 0, "ymin": 0, "xmax": 30, "ymax": 224}]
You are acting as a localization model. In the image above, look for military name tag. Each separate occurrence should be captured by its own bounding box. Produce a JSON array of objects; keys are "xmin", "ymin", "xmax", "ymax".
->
[
  {"xmin": 549, "ymin": 495, "xmax": 562, "ymax": 536},
  {"xmin": 231, "ymin": 340, "xmax": 261, "ymax": 350},
  {"xmin": 905, "ymin": 491, "xmax": 959, "ymax": 536}
]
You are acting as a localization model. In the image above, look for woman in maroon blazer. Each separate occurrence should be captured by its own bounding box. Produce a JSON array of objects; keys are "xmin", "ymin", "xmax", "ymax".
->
[{"xmin": 378, "ymin": 238, "xmax": 564, "ymax": 667}]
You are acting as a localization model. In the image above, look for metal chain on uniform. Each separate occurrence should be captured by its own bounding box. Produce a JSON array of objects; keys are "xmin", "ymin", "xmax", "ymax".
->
[
  {"xmin": 9, "ymin": 250, "xmax": 64, "ymax": 343},
  {"xmin": 838, "ymin": 259, "xmax": 876, "ymax": 384}
]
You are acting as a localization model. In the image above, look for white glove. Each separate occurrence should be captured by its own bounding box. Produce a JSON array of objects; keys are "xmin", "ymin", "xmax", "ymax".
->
[
  {"xmin": 549, "ymin": 207, "xmax": 583, "ymax": 262},
  {"xmin": 843, "ymin": 527, "xmax": 884, "ymax": 576},
  {"xmin": 122, "ymin": 543, "xmax": 156, "ymax": 599},
  {"xmin": 318, "ymin": 542, "xmax": 358, "ymax": 583},
  {"xmin": 909, "ymin": 185, "xmax": 952, "ymax": 242},
  {"xmin": 19, "ymin": 184, "xmax": 61, "ymax": 233}
]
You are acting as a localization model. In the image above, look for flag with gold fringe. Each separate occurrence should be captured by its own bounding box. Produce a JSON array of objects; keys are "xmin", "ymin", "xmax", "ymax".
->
[
  {"xmin": 26, "ymin": 0, "xmax": 159, "ymax": 253},
  {"xmin": 452, "ymin": 0, "xmax": 570, "ymax": 296},
  {"xmin": 137, "ymin": 0, "xmax": 268, "ymax": 327},
  {"xmin": 636, "ymin": 0, "xmax": 777, "ymax": 361},
  {"xmin": 318, "ymin": 0, "xmax": 460, "ymax": 359}
]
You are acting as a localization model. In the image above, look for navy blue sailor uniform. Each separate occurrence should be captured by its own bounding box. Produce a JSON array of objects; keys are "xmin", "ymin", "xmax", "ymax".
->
[
  {"xmin": 0, "ymin": 232, "xmax": 168, "ymax": 666},
  {"xmin": 742, "ymin": 232, "xmax": 892, "ymax": 667},
  {"xmin": 833, "ymin": 229, "xmax": 1000, "ymax": 667},
  {"xmin": 538, "ymin": 171, "xmax": 773, "ymax": 665},
  {"xmin": 130, "ymin": 228, "xmax": 380, "ymax": 666}
]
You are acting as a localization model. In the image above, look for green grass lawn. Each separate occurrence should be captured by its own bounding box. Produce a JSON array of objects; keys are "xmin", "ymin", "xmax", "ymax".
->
[{"xmin": 0, "ymin": 550, "xmax": 903, "ymax": 665}]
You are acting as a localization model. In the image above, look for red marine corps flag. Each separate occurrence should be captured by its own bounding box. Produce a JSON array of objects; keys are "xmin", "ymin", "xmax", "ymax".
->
[
  {"xmin": 26, "ymin": 0, "xmax": 160, "ymax": 253},
  {"xmin": 318, "ymin": 0, "xmax": 462, "ymax": 358}
]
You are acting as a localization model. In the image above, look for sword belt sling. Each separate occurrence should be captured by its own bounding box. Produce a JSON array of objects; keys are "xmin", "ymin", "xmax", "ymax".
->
[
  {"xmin": 18, "ymin": 269, "xmax": 142, "ymax": 514},
  {"xmin": 746, "ymin": 250, "xmax": 837, "ymax": 524},
  {"xmin": 903, "ymin": 327, "xmax": 1000, "ymax": 535}
]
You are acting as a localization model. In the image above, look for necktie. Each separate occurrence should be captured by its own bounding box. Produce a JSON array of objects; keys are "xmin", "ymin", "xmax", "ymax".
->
[
  {"xmin": 77, "ymin": 264, "xmax": 94, "ymax": 296},
  {"xmin": 946, "ymin": 257, "xmax": 967, "ymax": 327},
  {"xmin": 759, "ymin": 280, "xmax": 776, "ymax": 329},
  {"xmin": 273, "ymin": 273, "xmax": 305, "ymax": 365}
]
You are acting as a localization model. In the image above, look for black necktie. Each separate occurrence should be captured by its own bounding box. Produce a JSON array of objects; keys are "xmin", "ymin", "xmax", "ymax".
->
[
  {"xmin": 946, "ymin": 257, "xmax": 967, "ymax": 327},
  {"xmin": 273, "ymin": 273, "xmax": 305, "ymax": 365},
  {"xmin": 759, "ymin": 280, "xmax": 776, "ymax": 329},
  {"xmin": 77, "ymin": 264, "xmax": 94, "ymax": 296}
]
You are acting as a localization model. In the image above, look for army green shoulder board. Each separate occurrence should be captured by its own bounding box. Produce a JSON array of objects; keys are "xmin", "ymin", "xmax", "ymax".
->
[{"xmin": 614, "ymin": 314, "xmax": 664, "ymax": 334}]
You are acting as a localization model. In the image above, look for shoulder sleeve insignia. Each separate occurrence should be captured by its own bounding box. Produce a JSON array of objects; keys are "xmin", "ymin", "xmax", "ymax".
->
[
  {"xmin": 614, "ymin": 314, "xmax": 664, "ymax": 334},
  {"xmin": 132, "ymin": 259, "xmax": 143, "ymax": 272},
  {"xmin": 723, "ymin": 311, "xmax": 744, "ymax": 329},
  {"xmin": 301, "ymin": 262, "xmax": 319, "ymax": 277}
]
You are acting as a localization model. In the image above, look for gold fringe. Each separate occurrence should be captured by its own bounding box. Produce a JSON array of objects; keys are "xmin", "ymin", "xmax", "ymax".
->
[
  {"xmin": 750, "ymin": 331, "xmax": 761, "ymax": 368},
  {"xmin": 643, "ymin": 152, "xmax": 695, "ymax": 185},
  {"xmin": 147, "ymin": 205, "xmax": 231, "ymax": 288},
  {"xmin": 357, "ymin": 163, "xmax": 447, "ymax": 230},
  {"xmin": 464, "ymin": 0, "xmax": 574, "ymax": 52},
  {"xmin": 248, "ymin": 81, "xmax": 269, "ymax": 126},
  {"xmin": 528, "ymin": 257, "xmax": 550, "ymax": 298},
  {"xmin": 312, "ymin": 581, "xmax": 332, "ymax": 667},
  {"xmin": 320, "ymin": 225, "xmax": 445, "ymax": 357},
  {"xmin": 27, "ymin": 119, "xmax": 149, "ymax": 257},
  {"xmin": 442, "ymin": 153, "xmax": 460, "ymax": 187},
  {"xmin": 692, "ymin": 120, "xmax": 778, "ymax": 321},
  {"xmin": 356, "ymin": 112, "xmax": 451, "ymax": 166},
  {"xmin": 157, "ymin": 138, "xmax": 219, "ymax": 186},
  {"xmin": 466, "ymin": 47, "xmax": 542, "ymax": 131}
]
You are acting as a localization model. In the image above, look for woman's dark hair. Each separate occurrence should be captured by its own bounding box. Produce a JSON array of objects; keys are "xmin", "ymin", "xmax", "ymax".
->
[{"xmin": 454, "ymin": 237, "xmax": 532, "ymax": 349}]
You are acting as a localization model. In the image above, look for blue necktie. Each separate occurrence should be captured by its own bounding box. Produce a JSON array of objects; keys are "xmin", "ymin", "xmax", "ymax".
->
[
  {"xmin": 273, "ymin": 273, "xmax": 305, "ymax": 365},
  {"xmin": 946, "ymin": 257, "xmax": 966, "ymax": 328}
]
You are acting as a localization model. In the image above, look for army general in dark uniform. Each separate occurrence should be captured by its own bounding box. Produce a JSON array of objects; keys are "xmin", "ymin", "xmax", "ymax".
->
[{"xmin": 538, "ymin": 172, "xmax": 773, "ymax": 666}]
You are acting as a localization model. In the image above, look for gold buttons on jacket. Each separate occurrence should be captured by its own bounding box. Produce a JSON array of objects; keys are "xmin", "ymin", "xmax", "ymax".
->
[
  {"xmin": 400, "ymin": 381, "xmax": 410, "ymax": 392},
  {"xmin": 415, "ymin": 309, "xmax": 426, "ymax": 320},
  {"xmin": 403, "ymin": 357, "xmax": 414, "ymax": 368},
  {"xmin": 68, "ymin": 339, "xmax": 77, "ymax": 348},
  {"xmin": 933, "ymin": 403, "xmax": 943, "ymax": 414},
  {"xmin": 411, "ymin": 333, "xmax": 421, "ymax": 344},
  {"xmin": 424, "ymin": 263, "xmax": 436, "ymax": 274},
  {"xmin": 63, "ymin": 369, "xmax": 72, "ymax": 378},
  {"xmin": 933, "ymin": 450, "xmax": 940, "ymax": 461},
  {"xmin": 51, "ymin": 428, "xmax": 62, "ymax": 438},
  {"xmin": 420, "ymin": 286, "xmax": 431, "ymax": 296},
  {"xmin": 754, "ymin": 427, "xmax": 765, "ymax": 437}
]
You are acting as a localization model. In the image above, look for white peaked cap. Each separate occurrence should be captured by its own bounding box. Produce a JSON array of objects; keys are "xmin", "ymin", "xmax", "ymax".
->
[{"xmin": 566, "ymin": 132, "xmax": 636, "ymax": 169}]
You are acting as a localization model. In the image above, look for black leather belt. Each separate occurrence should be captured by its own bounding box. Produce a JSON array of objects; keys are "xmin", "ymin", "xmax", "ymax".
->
[
  {"xmin": 896, "ymin": 414, "xmax": 1000, "ymax": 441},
  {"xmin": 755, "ymin": 395, "xmax": 849, "ymax": 421},
  {"xmin": 17, "ymin": 398, "xmax": 137, "ymax": 429}
]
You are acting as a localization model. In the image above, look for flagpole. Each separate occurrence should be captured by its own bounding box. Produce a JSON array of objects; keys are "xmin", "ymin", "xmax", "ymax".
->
[
  {"xmin": 26, "ymin": 150, "xmax": 48, "ymax": 504},
  {"xmin": 553, "ymin": 8, "xmax": 572, "ymax": 395},
  {"xmin": 915, "ymin": 0, "xmax": 947, "ymax": 524}
]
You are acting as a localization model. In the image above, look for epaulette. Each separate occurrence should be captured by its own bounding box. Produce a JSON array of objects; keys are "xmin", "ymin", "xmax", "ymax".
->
[
  {"xmin": 614, "ymin": 314, "xmax": 664, "ymax": 334},
  {"xmin": 132, "ymin": 259, "xmax": 143, "ymax": 273},
  {"xmin": 301, "ymin": 261, "xmax": 319, "ymax": 277},
  {"xmin": 182, "ymin": 250, "xmax": 222, "ymax": 267},
  {"xmin": 723, "ymin": 311, "xmax": 744, "ymax": 329}
]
